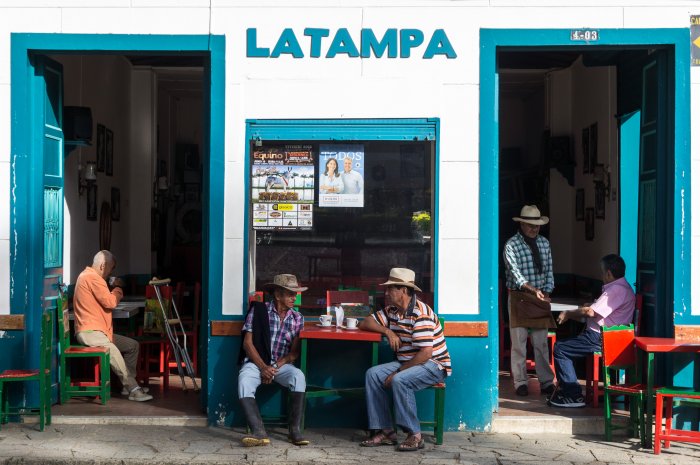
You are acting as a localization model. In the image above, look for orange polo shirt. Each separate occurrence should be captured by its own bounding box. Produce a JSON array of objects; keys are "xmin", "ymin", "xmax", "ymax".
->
[{"xmin": 73, "ymin": 267, "xmax": 123, "ymax": 341}]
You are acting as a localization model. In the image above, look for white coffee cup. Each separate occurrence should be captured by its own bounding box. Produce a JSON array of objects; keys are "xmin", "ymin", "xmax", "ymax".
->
[
  {"xmin": 319, "ymin": 315, "xmax": 333, "ymax": 327},
  {"xmin": 345, "ymin": 317, "xmax": 358, "ymax": 329}
]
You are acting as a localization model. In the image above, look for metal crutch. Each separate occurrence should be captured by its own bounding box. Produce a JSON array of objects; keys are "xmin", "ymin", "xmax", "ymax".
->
[{"xmin": 148, "ymin": 277, "xmax": 200, "ymax": 392}]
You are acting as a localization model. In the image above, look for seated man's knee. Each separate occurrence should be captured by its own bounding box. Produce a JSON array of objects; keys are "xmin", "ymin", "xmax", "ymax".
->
[{"xmin": 287, "ymin": 367, "xmax": 306, "ymax": 392}]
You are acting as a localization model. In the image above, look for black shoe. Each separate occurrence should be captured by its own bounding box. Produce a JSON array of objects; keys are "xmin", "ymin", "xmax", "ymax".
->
[
  {"xmin": 541, "ymin": 384, "xmax": 556, "ymax": 396},
  {"xmin": 548, "ymin": 392, "xmax": 585, "ymax": 408},
  {"xmin": 515, "ymin": 385, "xmax": 528, "ymax": 396}
]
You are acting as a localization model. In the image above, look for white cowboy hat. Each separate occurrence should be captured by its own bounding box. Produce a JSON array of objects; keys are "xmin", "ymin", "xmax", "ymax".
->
[
  {"xmin": 263, "ymin": 274, "xmax": 308, "ymax": 293},
  {"xmin": 512, "ymin": 205, "xmax": 549, "ymax": 226},
  {"xmin": 378, "ymin": 268, "xmax": 422, "ymax": 292}
]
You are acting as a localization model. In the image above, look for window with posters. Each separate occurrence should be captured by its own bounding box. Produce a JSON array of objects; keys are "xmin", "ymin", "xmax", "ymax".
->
[{"xmin": 248, "ymin": 120, "xmax": 436, "ymax": 314}]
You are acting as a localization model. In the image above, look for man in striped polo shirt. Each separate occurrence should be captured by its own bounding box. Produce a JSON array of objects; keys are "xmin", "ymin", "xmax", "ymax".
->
[{"xmin": 359, "ymin": 268, "xmax": 451, "ymax": 452}]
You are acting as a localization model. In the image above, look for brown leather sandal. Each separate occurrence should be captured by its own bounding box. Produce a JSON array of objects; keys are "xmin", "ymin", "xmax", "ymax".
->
[
  {"xmin": 359, "ymin": 430, "xmax": 398, "ymax": 447},
  {"xmin": 397, "ymin": 434, "xmax": 425, "ymax": 452}
]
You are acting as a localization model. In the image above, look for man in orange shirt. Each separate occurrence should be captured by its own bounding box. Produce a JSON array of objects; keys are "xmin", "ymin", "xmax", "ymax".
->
[{"xmin": 73, "ymin": 250, "xmax": 152, "ymax": 402}]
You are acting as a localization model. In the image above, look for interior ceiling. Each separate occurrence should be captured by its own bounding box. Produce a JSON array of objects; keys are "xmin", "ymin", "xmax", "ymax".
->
[
  {"xmin": 125, "ymin": 55, "xmax": 204, "ymax": 67},
  {"xmin": 497, "ymin": 49, "xmax": 650, "ymax": 99}
]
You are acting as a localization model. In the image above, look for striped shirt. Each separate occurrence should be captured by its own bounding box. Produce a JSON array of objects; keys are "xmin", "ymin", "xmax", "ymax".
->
[
  {"xmin": 503, "ymin": 232, "xmax": 554, "ymax": 293},
  {"xmin": 242, "ymin": 301, "xmax": 304, "ymax": 363},
  {"xmin": 372, "ymin": 297, "xmax": 452, "ymax": 376}
]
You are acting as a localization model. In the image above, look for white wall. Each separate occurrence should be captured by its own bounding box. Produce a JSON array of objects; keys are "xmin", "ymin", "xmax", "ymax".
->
[
  {"xmin": 0, "ymin": 2, "xmax": 698, "ymax": 316},
  {"xmin": 59, "ymin": 55, "xmax": 138, "ymax": 284}
]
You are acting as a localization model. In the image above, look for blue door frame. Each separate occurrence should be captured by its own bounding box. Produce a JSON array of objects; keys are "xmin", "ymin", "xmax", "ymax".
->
[
  {"xmin": 480, "ymin": 28, "xmax": 693, "ymax": 406},
  {"xmin": 8, "ymin": 34, "xmax": 225, "ymax": 405}
]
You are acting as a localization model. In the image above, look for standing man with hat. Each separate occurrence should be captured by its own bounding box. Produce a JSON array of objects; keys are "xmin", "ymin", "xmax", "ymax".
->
[
  {"xmin": 503, "ymin": 205, "xmax": 556, "ymax": 397},
  {"xmin": 359, "ymin": 268, "xmax": 451, "ymax": 452},
  {"xmin": 237, "ymin": 274, "xmax": 309, "ymax": 447}
]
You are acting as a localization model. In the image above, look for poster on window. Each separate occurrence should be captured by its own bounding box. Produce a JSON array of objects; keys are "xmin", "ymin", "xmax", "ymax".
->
[
  {"xmin": 251, "ymin": 145, "xmax": 315, "ymax": 231},
  {"xmin": 318, "ymin": 144, "xmax": 364, "ymax": 208}
]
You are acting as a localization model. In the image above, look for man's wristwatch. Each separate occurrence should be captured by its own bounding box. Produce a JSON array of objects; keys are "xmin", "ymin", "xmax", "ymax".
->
[{"xmin": 272, "ymin": 362, "xmax": 278, "ymax": 369}]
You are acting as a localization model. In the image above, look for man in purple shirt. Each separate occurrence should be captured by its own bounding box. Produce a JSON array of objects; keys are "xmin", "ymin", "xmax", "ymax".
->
[{"xmin": 549, "ymin": 254, "xmax": 635, "ymax": 408}]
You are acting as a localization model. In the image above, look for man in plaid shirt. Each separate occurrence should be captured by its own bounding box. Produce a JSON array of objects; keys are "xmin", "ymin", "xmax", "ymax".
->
[
  {"xmin": 503, "ymin": 205, "xmax": 556, "ymax": 397},
  {"xmin": 238, "ymin": 274, "xmax": 308, "ymax": 447}
]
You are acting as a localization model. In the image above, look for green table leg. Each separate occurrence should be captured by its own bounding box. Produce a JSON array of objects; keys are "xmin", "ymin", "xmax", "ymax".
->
[
  {"xmin": 301, "ymin": 339, "xmax": 308, "ymax": 376},
  {"xmin": 645, "ymin": 352, "xmax": 655, "ymax": 448},
  {"xmin": 371, "ymin": 342, "xmax": 378, "ymax": 366}
]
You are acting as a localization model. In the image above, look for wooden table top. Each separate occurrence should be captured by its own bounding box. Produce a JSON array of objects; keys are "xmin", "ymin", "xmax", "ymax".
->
[
  {"xmin": 635, "ymin": 336, "xmax": 700, "ymax": 353},
  {"xmin": 300, "ymin": 325, "xmax": 382, "ymax": 342}
]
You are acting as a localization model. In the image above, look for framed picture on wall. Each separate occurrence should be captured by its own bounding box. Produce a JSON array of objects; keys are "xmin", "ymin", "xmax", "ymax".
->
[
  {"xmin": 105, "ymin": 128, "xmax": 114, "ymax": 176},
  {"xmin": 581, "ymin": 127, "xmax": 591, "ymax": 173},
  {"xmin": 585, "ymin": 207, "xmax": 594, "ymax": 241},
  {"xmin": 87, "ymin": 184, "xmax": 97, "ymax": 221},
  {"xmin": 96, "ymin": 124, "xmax": 106, "ymax": 172},
  {"xmin": 576, "ymin": 188, "xmax": 585, "ymax": 221},
  {"xmin": 589, "ymin": 122, "xmax": 598, "ymax": 170},
  {"xmin": 595, "ymin": 182, "xmax": 605, "ymax": 219},
  {"xmin": 111, "ymin": 187, "xmax": 120, "ymax": 221}
]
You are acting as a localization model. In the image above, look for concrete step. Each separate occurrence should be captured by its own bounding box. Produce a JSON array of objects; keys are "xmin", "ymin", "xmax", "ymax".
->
[
  {"xmin": 492, "ymin": 414, "xmax": 604, "ymax": 434},
  {"xmin": 50, "ymin": 415, "xmax": 208, "ymax": 426}
]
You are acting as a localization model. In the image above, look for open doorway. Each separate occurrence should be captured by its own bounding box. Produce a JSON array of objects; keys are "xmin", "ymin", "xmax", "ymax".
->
[
  {"xmin": 496, "ymin": 46, "xmax": 675, "ymax": 416},
  {"xmin": 54, "ymin": 53, "xmax": 205, "ymax": 418}
]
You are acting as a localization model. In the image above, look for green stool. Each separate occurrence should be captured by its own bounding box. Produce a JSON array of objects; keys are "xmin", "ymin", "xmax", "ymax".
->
[{"xmin": 420, "ymin": 382, "xmax": 446, "ymax": 445}]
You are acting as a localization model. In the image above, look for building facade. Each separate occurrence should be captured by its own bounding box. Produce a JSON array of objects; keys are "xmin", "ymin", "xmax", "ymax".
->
[{"xmin": 0, "ymin": 1, "xmax": 699, "ymax": 431}]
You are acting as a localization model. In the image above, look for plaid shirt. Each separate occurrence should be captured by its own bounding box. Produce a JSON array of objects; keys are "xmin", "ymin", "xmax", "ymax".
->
[
  {"xmin": 503, "ymin": 232, "xmax": 554, "ymax": 293},
  {"xmin": 242, "ymin": 301, "xmax": 304, "ymax": 363}
]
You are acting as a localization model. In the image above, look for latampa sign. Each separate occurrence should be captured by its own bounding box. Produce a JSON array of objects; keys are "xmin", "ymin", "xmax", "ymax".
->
[{"xmin": 247, "ymin": 28, "xmax": 457, "ymax": 59}]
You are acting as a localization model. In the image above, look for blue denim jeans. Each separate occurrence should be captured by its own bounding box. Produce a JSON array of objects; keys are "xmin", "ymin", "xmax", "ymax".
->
[
  {"xmin": 237, "ymin": 362, "xmax": 306, "ymax": 399},
  {"xmin": 365, "ymin": 360, "xmax": 446, "ymax": 434},
  {"xmin": 553, "ymin": 328, "xmax": 602, "ymax": 398}
]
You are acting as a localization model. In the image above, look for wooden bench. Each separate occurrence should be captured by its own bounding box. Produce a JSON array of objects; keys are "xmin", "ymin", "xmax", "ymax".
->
[{"xmin": 0, "ymin": 315, "xmax": 25, "ymax": 331}]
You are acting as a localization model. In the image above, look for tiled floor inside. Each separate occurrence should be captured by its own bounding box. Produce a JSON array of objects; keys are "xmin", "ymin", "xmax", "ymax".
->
[{"xmin": 52, "ymin": 375, "xmax": 205, "ymax": 417}]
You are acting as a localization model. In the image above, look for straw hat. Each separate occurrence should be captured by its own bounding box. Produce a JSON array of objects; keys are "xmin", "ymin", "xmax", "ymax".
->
[
  {"xmin": 263, "ymin": 274, "xmax": 308, "ymax": 293},
  {"xmin": 512, "ymin": 205, "xmax": 549, "ymax": 226},
  {"xmin": 378, "ymin": 268, "xmax": 422, "ymax": 292}
]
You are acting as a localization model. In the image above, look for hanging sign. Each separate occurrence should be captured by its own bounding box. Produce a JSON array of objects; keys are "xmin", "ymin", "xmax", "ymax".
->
[
  {"xmin": 692, "ymin": 16, "xmax": 700, "ymax": 66},
  {"xmin": 318, "ymin": 144, "xmax": 364, "ymax": 208},
  {"xmin": 251, "ymin": 145, "xmax": 315, "ymax": 230}
]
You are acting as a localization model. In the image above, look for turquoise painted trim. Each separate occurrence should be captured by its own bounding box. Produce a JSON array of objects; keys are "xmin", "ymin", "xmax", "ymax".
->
[
  {"xmin": 242, "ymin": 118, "xmax": 439, "ymax": 315},
  {"xmin": 619, "ymin": 111, "xmax": 641, "ymax": 286},
  {"xmin": 10, "ymin": 33, "xmax": 226, "ymax": 405},
  {"xmin": 480, "ymin": 27, "xmax": 693, "ymax": 419}
]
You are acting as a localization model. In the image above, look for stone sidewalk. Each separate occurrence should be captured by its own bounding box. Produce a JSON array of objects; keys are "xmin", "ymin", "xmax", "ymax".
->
[{"xmin": 1, "ymin": 423, "xmax": 700, "ymax": 464}]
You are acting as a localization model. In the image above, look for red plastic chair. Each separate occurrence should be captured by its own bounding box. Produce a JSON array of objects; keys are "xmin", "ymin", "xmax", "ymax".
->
[
  {"xmin": 601, "ymin": 324, "xmax": 647, "ymax": 442},
  {"xmin": 586, "ymin": 294, "xmax": 642, "ymax": 407},
  {"xmin": 135, "ymin": 284, "xmax": 173, "ymax": 389},
  {"xmin": 654, "ymin": 389, "xmax": 700, "ymax": 454}
]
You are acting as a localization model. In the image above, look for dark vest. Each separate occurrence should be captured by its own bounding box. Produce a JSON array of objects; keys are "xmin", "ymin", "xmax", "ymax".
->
[{"xmin": 238, "ymin": 301, "xmax": 272, "ymax": 366}]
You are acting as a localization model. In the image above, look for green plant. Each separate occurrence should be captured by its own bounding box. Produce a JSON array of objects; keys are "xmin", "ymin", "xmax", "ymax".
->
[{"xmin": 412, "ymin": 211, "xmax": 431, "ymax": 235}]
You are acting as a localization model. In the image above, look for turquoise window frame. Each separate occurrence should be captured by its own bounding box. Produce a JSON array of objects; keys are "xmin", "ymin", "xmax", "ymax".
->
[
  {"xmin": 242, "ymin": 118, "xmax": 440, "ymax": 316},
  {"xmin": 480, "ymin": 28, "xmax": 692, "ymax": 401},
  {"xmin": 10, "ymin": 33, "xmax": 226, "ymax": 345}
]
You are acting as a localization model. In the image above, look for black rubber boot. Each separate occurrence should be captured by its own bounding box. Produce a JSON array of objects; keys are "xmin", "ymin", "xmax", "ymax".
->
[
  {"xmin": 288, "ymin": 392, "xmax": 310, "ymax": 446},
  {"xmin": 240, "ymin": 397, "xmax": 270, "ymax": 447}
]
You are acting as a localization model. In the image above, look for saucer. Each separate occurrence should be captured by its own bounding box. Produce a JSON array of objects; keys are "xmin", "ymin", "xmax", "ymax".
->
[
  {"xmin": 316, "ymin": 324, "xmax": 334, "ymax": 328},
  {"xmin": 339, "ymin": 325, "xmax": 358, "ymax": 330}
]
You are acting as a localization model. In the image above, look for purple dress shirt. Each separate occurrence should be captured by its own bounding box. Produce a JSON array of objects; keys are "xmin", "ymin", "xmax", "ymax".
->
[{"xmin": 587, "ymin": 277, "xmax": 635, "ymax": 333}]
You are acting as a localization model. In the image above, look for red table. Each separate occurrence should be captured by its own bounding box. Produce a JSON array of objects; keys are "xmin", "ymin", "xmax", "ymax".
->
[
  {"xmin": 299, "ymin": 326, "xmax": 382, "ymax": 402},
  {"xmin": 634, "ymin": 337, "xmax": 700, "ymax": 447}
]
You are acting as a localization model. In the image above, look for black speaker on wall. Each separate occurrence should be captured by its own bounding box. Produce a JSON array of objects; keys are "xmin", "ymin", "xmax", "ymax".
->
[{"xmin": 63, "ymin": 106, "xmax": 93, "ymax": 143}]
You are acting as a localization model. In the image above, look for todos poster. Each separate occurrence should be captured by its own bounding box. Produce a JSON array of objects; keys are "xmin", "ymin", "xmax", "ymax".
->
[{"xmin": 318, "ymin": 144, "xmax": 364, "ymax": 208}]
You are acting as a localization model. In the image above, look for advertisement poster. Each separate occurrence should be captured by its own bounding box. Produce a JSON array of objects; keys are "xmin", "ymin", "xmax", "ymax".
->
[
  {"xmin": 251, "ymin": 145, "xmax": 315, "ymax": 231},
  {"xmin": 318, "ymin": 144, "xmax": 364, "ymax": 208}
]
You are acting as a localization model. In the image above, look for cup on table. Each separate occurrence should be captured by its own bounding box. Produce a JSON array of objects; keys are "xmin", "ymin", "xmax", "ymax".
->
[
  {"xmin": 345, "ymin": 317, "xmax": 358, "ymax": 329},
  {"xmin": 319, "ymin": 314, "xmax": 333, "ymax": 327}
]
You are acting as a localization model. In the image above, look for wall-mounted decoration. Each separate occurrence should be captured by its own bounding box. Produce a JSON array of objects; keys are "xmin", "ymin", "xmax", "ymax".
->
[
  {"xmin": 99, "ymin": 202, "xmax": 112, "ymax": 250},
  {"xmin": 581, "ymin": 126, "xmax": 590, "ymax": 173},
  {"xmin": 576, "ymin": 188, "xmax": 585, "ymax": 221},
  {"xmin": 96, "ymin": 124, "xmax": 106, "ymax": 172},
  {"xmin": 87, "ymin": 184, "xmax": 97, "ymax": 221},
  {"xmin": 105, "ymin": 128, "xmax": 114, "ymax": 176},
  {"xmin": 585, "ymin": 207, "xmax": 595, "ymax": 241},
  {"xmin": 111, "ymin": 187, "xmax": 120, "ymax": 221},
  {"xmin": 595, "ymin": 182, "xmax": 605, "ymax": 219},
  {"xmin": 589, "ymin": 122, "xmax": 598, "ymax": 170}
]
